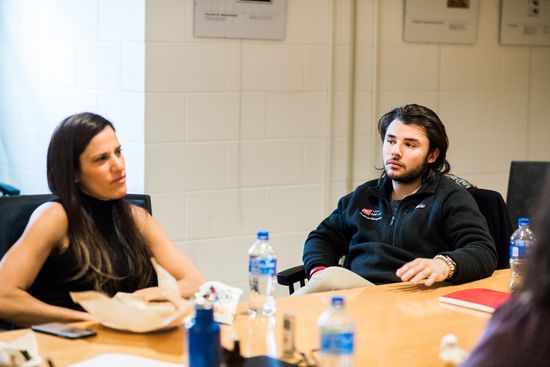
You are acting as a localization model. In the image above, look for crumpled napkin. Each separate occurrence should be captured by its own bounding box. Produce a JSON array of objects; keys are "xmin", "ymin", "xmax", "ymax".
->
[
  {"xmin": 0, "ymin": 332, "xmax": 41, "ymax": 367},
  {"xmin": 71, "ymin": 259, "xmax": 244, "ymax": 331},
  {"xmin": 70, "ymin": 259, "xmax": 192, "ymax": 333}
]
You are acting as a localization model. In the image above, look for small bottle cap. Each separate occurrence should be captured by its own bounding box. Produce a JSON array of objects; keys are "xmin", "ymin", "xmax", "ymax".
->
[
  {"xmin": 257, "ymin": 231, "xmax": 269, "ymax": 240},
  {"xmin": 331, "ymin": 296, "xmax": 344, "ymax": 306},
  {"xmin": 518, "ymin": 218, "xmax": 529, "ymax": 226}
]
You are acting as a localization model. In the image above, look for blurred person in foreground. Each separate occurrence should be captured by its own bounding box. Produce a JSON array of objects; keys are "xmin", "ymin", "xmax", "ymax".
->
[{"xmin": 463, "ymin": 181, "xmax": 550, "ymax": 367}]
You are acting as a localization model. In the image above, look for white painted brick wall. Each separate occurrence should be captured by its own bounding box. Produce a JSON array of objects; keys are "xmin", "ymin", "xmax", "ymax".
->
[
  {"xmin": 146, "ymin": 44, "xmax": 232, "ymax": 92},
  {"xmin": 187, "ymin": 94, "xmax": 240, "ymax": 141},
  {"xmin": 145, "ymin": 143, "xmax": 227, "ymax": 191},
  {"xmin": 99, "ymin": 0, "xmax": 145, "ymax": 42},
  {"xmin": 378, "ymin": 45, "xmax": 440, "ymax": 91},
  {"xmin": 241, "ymin": 45, "xmax": 305, "ymax": 91},
  {"xmin": 0, "ymin": 0, "xmax": 145, "ymax": 193},
  {"xmin": 186, "ymin": 189, "xmax": 268, "ymax": 240}
]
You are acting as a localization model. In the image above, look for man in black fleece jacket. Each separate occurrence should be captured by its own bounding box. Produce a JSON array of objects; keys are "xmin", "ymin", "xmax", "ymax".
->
[{"xmin": 302, "ymin": 104, "xmax": 496, "ymax": 290}]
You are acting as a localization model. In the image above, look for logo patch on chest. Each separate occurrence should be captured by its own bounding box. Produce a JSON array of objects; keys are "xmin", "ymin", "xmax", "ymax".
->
[{"xmin": 360, "ymin": 208, "xmax": 382, "ymax": 221}]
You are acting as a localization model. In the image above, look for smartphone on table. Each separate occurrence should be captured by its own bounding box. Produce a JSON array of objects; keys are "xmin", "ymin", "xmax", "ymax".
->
[{"xmin": 31, "ymin": 322, "xmax": 97, "ymax": 339}]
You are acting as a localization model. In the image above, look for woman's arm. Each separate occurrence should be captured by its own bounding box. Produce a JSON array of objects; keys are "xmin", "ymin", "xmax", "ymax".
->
[
  {"xmin": 132, "ymin": 206, "xmax": 206, "ymax": 299},
  {"xmin": 0, "ymin": 202, "xmax": 94, "ymax": 326}
]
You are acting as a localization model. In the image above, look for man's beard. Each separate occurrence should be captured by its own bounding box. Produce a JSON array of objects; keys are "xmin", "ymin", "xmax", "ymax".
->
[{"xmin": 386, "ymin": 158, "xmax": 430, "ymax": 183}]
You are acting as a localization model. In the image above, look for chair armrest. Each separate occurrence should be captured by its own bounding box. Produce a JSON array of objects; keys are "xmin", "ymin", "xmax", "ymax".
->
[
  {"xmin": 0, "ymin": 183, "xmax": 20, "ymax": 196},
  {"xmin": 277, "ymin": 265, "xmax": 306, "ymax": 286}
]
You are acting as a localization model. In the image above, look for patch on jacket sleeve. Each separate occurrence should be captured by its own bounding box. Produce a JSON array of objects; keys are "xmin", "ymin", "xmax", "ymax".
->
[{"xmin": 360, "ymin": 208, "xmax": 382, "ymax": 220}]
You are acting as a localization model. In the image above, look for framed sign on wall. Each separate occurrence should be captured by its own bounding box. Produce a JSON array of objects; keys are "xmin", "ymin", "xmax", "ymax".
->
[
  {"xmin": 403, "ymin": 0, "xmax": 480, "ymax": 44},
  {"xmin": 194, "ymin": 0, "xmax": 287, "ymax": 40},
  {"xmin": 500, "ymin": 0, "xmax": 550, "ymax": 46}
]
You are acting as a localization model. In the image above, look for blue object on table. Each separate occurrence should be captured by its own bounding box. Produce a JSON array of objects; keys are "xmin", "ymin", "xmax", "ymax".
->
[{"xmin": 187, "ymin": 307, "xmax": 221, "ymax": 367}]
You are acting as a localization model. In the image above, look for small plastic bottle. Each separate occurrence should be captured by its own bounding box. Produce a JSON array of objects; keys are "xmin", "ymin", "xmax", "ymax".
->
[
  {"xmin": 248, "ymin": 231, "xmax": 277, "ymax": 316},
  {"xmin": 187, "ymin": 305, "xmax": 221, "ymax": 367},
  {"xmin": 509, "ymin": 217, "xmax": 536, "ymax": 294},
  {"xmin": 317, "ymin": 296, "xmax": 355, "ymax": 367}
]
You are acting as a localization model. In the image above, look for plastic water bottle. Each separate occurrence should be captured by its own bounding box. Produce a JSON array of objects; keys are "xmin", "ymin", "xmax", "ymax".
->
[
  {"xmin": 248, "ymin": 231, "xmax": 277, "ymax": 316},
  {"xmin": 317, "ymin": 296, "xmax": 355, "ymax": 367},
  {"xmin": 509, "ymin": 217, "xmax": 536, "ymax": 294},
  {"xmin": 187, "ymin": 306, "xmax": 221, "ymax": 367}
]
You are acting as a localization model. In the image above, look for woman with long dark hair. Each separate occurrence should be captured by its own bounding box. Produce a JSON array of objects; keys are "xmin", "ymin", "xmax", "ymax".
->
[{"xmin": 0, "ymin": 112, "xmax": 205, "ymax": 326}]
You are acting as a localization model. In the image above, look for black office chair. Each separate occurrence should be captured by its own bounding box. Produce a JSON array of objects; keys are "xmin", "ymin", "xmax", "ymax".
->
[
  {"xmin": 0, "ymin": 193, "xmax": 152, "ymax": 330},
  {"xmin": 468, "ymin": 188, "xmax": 513, "ymax": 270},
  {"xmin": 277, "ymin": 186, "xmax": 513, "ymax": 295},
  {"xmin": 506, "ymin": 161, "xmax": 550, "ymax": 227},
  {"xmin": 0, "ymin": 194, "xmax": 151, "ymax": 261}
]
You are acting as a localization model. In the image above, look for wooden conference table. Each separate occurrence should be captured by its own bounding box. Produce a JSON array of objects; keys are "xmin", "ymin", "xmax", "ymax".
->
[{"xmin": 0, "ymin": 269, "xmax": 511, "ymax": 366}]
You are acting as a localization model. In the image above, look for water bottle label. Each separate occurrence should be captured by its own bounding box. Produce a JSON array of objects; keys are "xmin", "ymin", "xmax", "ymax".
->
[
  {"xmin": 320, "ymin": 332, "xmax": 354, "ymax": 355},
  {"xmin": 510, "ymin": 240, "xmax": 534, "ymax": 259},
  {"xmin": 248, "ymin": 257, "xmax": 277, "ymax": 276}
]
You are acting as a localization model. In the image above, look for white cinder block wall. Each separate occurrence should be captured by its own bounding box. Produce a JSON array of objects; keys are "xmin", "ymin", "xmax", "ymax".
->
[
  {"xmin": 0, "ymin": 0, "xmax": 147, "ymax": 194},
  {"xmin": 144, "ymin": 0, "xmax": 336, "ymax": 296},
  {"xmin": 1, "ymin": 0, "xmax": 549, "ymax": 298}
]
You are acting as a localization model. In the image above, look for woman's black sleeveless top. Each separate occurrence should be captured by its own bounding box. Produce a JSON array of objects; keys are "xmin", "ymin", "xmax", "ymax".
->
[{"xmin": 27, "ymin": 194, "xmax": 158, "ymax": 310}]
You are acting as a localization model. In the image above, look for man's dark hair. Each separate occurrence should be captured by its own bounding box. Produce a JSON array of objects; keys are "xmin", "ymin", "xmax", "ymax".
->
[{"xmin": 378, "ymin": 104, "xmax": 451, "ymax": 182}]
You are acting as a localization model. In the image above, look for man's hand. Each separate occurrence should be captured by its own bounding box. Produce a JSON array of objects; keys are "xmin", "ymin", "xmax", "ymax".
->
[{"xmin": 396, "ymin": 258, "xmax": 450, "ymax": 286}]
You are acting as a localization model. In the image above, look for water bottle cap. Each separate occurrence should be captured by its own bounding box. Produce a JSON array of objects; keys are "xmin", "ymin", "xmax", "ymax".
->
[
  {"xmin": 257, "ymin": 231, "xmax": 269, "ymax": 240},
  {"xmin": 331, "ymin": 296, "xmax": 344, "ymax": 307},
  {"xmin": 518, "ymin": 218, "xmax": 530, "ymax": 226}
]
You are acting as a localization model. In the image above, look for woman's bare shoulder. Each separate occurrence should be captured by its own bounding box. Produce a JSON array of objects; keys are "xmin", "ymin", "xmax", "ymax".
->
[
  {"xmin": 25, "ymin": 202, "xmax": 69, "ymax": 248},
  {"xmin": 129, "ymin": 204, "xmax": 151, "ymax": 227},
  {"xmin": 33, "ymin": 201, "xmax": 69, "ymax": 223}
]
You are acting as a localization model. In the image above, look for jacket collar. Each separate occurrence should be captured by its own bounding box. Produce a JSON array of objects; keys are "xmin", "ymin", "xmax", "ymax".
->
[{"xmin": 379, "ymin": 174, "xmax": 441, "ymax": 201}]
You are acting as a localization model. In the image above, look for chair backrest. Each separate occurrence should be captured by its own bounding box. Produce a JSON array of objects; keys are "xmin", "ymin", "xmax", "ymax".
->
[
  {"xmin": 0, "ymin": 194, "xmax": 152, "ymax": 260},
  {"xmin": 468, "ymin": 188, "xmax": 513, "ymax": 270},
  {"xmin": 506, "ymin": 161, "xmax": 550, "ymax": 226}
]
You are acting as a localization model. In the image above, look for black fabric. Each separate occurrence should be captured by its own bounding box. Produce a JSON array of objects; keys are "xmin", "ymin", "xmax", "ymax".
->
[
  {"xmin": 302, "ymin": 175, "xmax": 497, "ymax": 284},
  {"xmin": 27, "ymin": 193, "xmax": 158, "ymax": 310},
  {"xmin": 468, "ymin": 188, "xmax": 513, "ymax": 270},
  {"xmin": 463, "ymin": 298, "xmax": 550, "ymax": 367},
  {"xmin": 0, "ymin": 194, "xmax": 151, "ymax": 260},
  {"xmin": 506, "ymin": 161, "xmax": 550, "ymax": 227},
  {"xmin": 0, "ymin": 194, "xmax": 56, "ymax": 261}
]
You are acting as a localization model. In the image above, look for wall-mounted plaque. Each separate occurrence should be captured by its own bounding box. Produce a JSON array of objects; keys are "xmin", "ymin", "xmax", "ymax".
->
[
  {"xmin": 403, "ymin": 0, "xmax": 480, "ymax": 44},
  {"xmin": 194, "ymin": 0, "xmax": 287, "ymax": 40},
  {"xmin": 500, "ymin": 0, "xmax": 550, "ymax": 46}
]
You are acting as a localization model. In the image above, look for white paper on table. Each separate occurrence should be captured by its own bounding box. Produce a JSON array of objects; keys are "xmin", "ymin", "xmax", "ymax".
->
[
  {"xmin": 193, "ymin": 281, "xmax": 243, "ymax": 325},
  {"xmin": 67, "ymin": 353, "xmax": 184, "ymax": 367}
]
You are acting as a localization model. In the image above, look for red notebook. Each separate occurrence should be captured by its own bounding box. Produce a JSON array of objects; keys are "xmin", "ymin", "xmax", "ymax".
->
[{"xmin": 439, "ymin": 288, "xmax": 510, "ymax": 313}]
